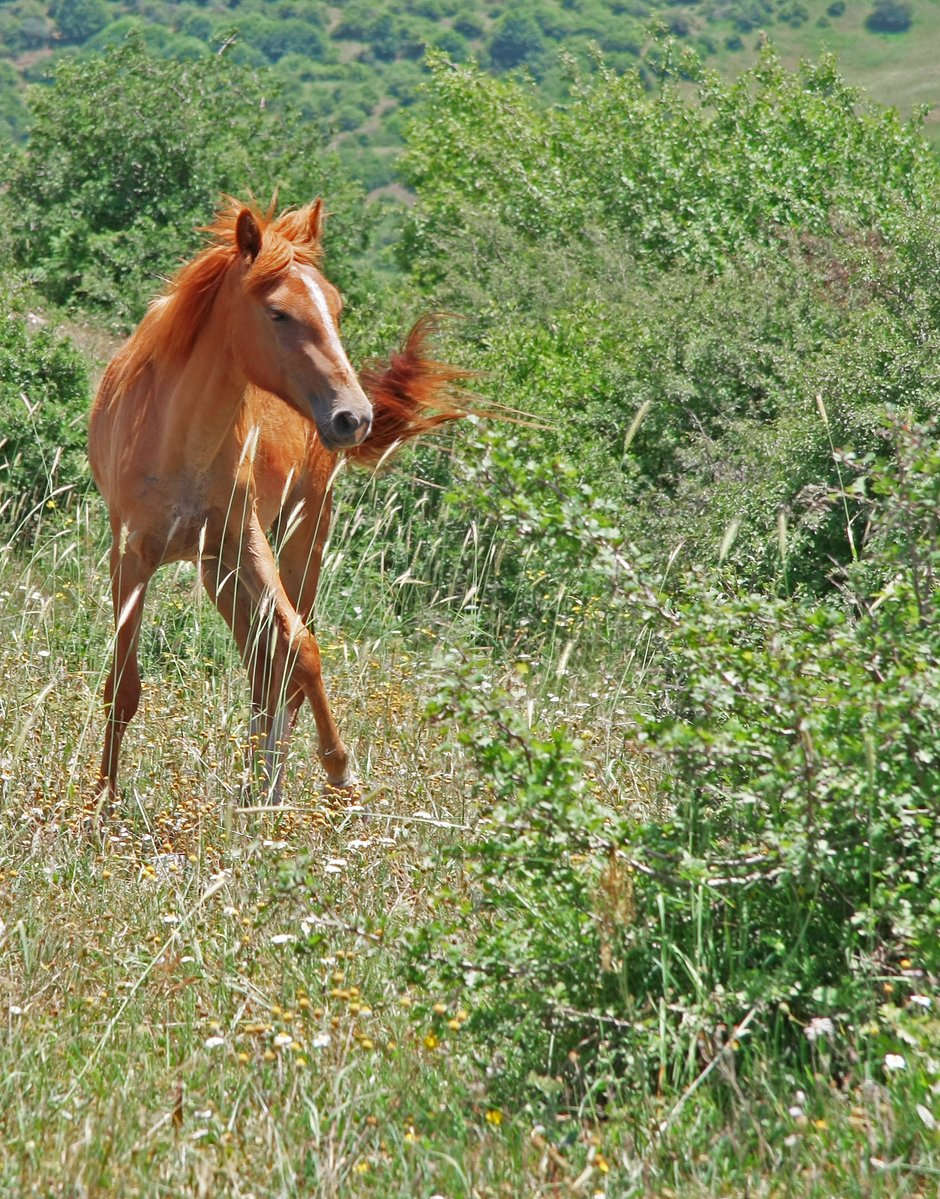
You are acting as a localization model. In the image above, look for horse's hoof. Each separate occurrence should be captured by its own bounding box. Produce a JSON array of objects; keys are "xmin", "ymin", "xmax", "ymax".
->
[{"xmin": 323, "ymin": 774, "xmax": 360, "ymax": 800}]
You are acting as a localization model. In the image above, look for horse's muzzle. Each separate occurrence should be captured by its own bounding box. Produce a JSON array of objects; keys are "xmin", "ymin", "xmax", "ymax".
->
[{"xmin": 326, "ymin": 406, "xmax": 372, "ymax": 449}]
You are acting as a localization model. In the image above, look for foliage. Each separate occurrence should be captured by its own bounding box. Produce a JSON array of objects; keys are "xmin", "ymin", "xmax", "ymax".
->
[
  {"xmin": 404, "ymin": 48, "xmax": 938, "ymax": 280},
  {"xmin": 3, "ymin": 0, "xmax": 937, "ymax": 196},
  {"xmin": 0, "ymin": 61, "xmax": 27, "ymax": 140},
  {"xmin": 867, "ymin": 0, "xmax": 914, "ymax": 33},
  {"xmin": 50, "ymin": 0, "xmax": 110, "ymax": 42},
  {"xmin": 394, "ymin": 49, "xmax": 940, "ymax": 598},
  {"xmin": 2, "ymin": 36, "xmax": 366, "ymax": 326},
  {"xmin": 487, "ymin": 12, "xmax": 547, "ymax": 73},
  {"xmin": 400, "ymin": 421, "xmax": 940, "ymax": 1117},
  {"xmin": 0, "ymin": 309, "xmax": 90, "ymax": 528},
  {"xmin": 403, "ymin": 661, "xmax": 637, "ymax": 1102}
]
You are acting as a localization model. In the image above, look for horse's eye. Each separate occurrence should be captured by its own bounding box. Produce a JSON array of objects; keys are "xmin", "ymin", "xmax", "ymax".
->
[{"xmin": 268, "ymin": 307, "xmax": 288, "ymax": 322}]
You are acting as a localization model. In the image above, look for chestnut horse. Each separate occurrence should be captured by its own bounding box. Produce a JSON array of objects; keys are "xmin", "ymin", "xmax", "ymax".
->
[{"xmin": 89, "ymin": 198, "xmax": 462, "ymax": 804}]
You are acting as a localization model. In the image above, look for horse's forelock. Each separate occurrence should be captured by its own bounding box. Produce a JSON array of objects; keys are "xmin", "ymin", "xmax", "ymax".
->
[{"xmin": 215, "ymin": 200, "xmax": 323, "ymax": 296}]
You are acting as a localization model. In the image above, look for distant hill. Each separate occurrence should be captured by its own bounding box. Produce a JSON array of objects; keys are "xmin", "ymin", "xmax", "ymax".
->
[{"xmin": 0, "ymin": 0, "xmax": 937, "ymax": 192}]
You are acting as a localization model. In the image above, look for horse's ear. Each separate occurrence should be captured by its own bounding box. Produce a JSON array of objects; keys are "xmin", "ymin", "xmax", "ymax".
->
[
  {"xmin": 235, "ymin": 208, "xmax": 262, "ymax": 263},
  {"xmin": 306, "ymin": 199, "xmax": 324, "ymax": 246}
]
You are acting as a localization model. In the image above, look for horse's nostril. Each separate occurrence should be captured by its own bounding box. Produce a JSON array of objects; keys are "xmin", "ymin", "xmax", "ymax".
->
[{"xmin": 331, "ymin": 408, "xmax": 371, "ymax": 445}]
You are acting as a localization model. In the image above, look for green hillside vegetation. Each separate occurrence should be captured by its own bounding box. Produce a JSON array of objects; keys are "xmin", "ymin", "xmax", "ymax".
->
[
  {"xmin": 0, "ymin": 0, "xmax": 939, "ymax": 183},
  {"xmin": 3, "ymin": 28, "xmax": 940, "ymax": 1199}
]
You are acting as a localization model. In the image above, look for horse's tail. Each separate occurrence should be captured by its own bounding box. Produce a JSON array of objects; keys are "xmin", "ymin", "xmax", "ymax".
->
[{"xmin": 346, "ymin": 316, "xmax": 470, "ymax": 467}]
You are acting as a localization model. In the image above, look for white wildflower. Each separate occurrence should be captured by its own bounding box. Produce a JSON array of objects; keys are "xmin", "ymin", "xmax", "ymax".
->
[
  {"xmin": 884, "ymin": 1054, "xmax": 906, "ymax": 1071},
  {"xmin": 803, "ymin": 1017, "xmax": 834, "ymax": 1044},
  {"xmin": 204, "ymin": 1036, "xmax": 224, "ymax": 1049}
]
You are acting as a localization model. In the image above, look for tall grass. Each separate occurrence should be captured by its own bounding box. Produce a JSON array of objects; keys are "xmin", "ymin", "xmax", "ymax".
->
[
  {"xmin": 0, "ymin": 464, "xmax": 641, "ymax": 1195},
  {"xmin": 0, "ymin": 426, "xmax": 938, "ymax": 1197}
]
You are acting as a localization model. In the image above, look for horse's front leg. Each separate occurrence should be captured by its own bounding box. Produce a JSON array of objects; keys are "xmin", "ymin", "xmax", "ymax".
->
[
  {"xmin": 216, "ymin": 521, "xmax": 353, "ymax": 792},
  {"xmin": 98, "ymin": 539, "xmax": 152, "ymax": 801}
]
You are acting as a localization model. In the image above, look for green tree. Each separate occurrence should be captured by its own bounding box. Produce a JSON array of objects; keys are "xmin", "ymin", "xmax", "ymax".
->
[
  {"xmin": 394, "ymin": 48, "xmax": 940, "ymax": 597},
  {"xmin": 404, "ymin": 49, "xmax": 938, "ymax": 279},
  {"xmin": 234, "ymin": 13, "xmax": 329, "ymax": 62},
  {"xmin": 0, "ymin": 62, "xmax": 26, "ymax": 141},
  {"xmin": 866, "ymin": 0, "xmax": 914, "ymax": 32},
  {"xmin": 0, "ymin": 0, "xmax": 52, "ymax": 52},
  {"xmin": 488, "ymin": 12, "xmax": 546, "ymax": 72},
  {"xmin": 0, "ymin": 308, "xmax": 90, "ymax": 528},
  {"xmin": 2, "ymin": 36, "xmax": 366, "ymax": 325},
  {"xmin": 49, "ymin": 0, "xmax": 110, "ymax": 42}
]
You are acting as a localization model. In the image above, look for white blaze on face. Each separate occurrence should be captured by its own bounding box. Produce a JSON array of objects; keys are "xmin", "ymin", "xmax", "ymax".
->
[{"xmin": 302, "ymin": 269, "xmax": 354, "ymax": 381}]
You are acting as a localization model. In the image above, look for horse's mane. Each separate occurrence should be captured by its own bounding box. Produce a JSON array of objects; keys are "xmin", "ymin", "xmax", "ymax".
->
[
  {"xmin": 347, "ymin": 316, "xmax": 471, "ymax": 466},
  {"xmin": 112, "ymin": 199, "xmax": 323, "ymax": 390}
]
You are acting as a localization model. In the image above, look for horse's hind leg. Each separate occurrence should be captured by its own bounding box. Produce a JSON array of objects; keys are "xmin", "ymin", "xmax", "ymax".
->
[
  {"xmin": 98, "ymin": 540, "xmax": 152, "ymax": 800},
  {"xmin": 199, "ymin": 561, "xmax": 290, "ymax": 801}
]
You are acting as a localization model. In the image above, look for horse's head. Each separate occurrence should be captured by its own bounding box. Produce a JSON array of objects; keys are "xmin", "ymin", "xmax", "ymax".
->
[{"xmin": 231, "ymin": 202, "xmax": 373, "ymax": 451}]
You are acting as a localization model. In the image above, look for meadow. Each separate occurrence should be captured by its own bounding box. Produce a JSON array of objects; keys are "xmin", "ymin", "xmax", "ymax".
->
[{"xmin": 2, "ymin": 29, "xmax": 940, "ymax": 1199}]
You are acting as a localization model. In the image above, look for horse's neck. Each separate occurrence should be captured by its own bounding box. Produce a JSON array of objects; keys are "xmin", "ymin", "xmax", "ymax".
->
[{"xmin": 148, "ymin": 289, "xmax": 250, "ymax": 479}]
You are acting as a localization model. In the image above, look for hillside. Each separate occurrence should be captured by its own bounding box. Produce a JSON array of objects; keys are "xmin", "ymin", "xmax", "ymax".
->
[{"xmin": 0, "ymin": 0, "xmax": 939, "ymax": 191}]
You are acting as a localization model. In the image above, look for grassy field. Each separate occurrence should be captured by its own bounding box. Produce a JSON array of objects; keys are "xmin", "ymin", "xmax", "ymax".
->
[
  {"xmin": 0, "ymin": 459, "xmax": 632, "ymax": 1196},
  {"xmin": 703, "ymin": 0, "xmax": 940, "ymax": 136},
  {"xmin": 0, "ymin": 454, "xmax": 937, "ymax": 1197}
]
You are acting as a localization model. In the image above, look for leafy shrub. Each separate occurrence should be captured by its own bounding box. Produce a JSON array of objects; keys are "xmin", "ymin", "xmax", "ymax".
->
[
  {"xmin": 487, "ymin": 12, "xmax": 546, "ymax": 72},
  {"xmin": 405, "ymin": 48, "xmax": 938, "ymax": 282},
  {"xmin": 778, "ymin": 2, "xmax": 809, "ymax": 26},
  {"xmin": 401, "ymin": 421, "xmax": 940, "ymax": 1112},
  {"xmin": 867, "ymin": 0, "xmax": 914, "ymax": 32},
  {"xmin": 50, "ymin": 0, "xmax": 110, "ymax": 42},
  {"xmin": 2, "ymin": 35, "xmax": 366, "ymax": 326},
  {"xmin": 0, "ymin": 310, "xmax": 89, "ymax": 528},
  {"xmin": 400, "ymin": 50, "xmax": 940, "ymax": 596},
  {"xmin": 628, "ymin": 425, "xmax": 940, "ymax": 1015},
  {"xmin": 403, "ymin": 661, "xmax": 638, "ymax": 1103},
  {"xmin": 0, "ymin": 61, "xmax": 26, "ymax": 140},
  {"xmin": 234, "ymin": 13, "xmax": 329, "ymax": 62}
]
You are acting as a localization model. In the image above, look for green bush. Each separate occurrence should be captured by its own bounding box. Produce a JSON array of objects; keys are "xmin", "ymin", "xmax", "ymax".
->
[
  {"xmin": 0, "ymin": 310, "xmax": 89, "ymax": 528},
  {"xmin": 405, "ymin": 48, "xmax": 938, "ymax": 280},
  {"xmin": 234, "ymin": 13, "xmax": 329, "ymax": 62},
  {"xmin": 403, "ymin": 660, "xmax": 637, "ymax": 1103},
  {"xmin": 487, "ymin": 12, "xmax": 547, "ymax": 72},
  {"xmin": 867, "ymin": 0, "xmax": 914, "ymax": 33},
  {"xmin": 0, "ymin": 61, "xmax": 26, "ymax": 140},
  {"xmin": 2, "ymin": 35, "xmax": 366, "ymax": 326},
  {"xmin": 397, "ymin": 50, "xmax": 940, "ymax": 597},
  {"xmin": 400, "ymin": 420, "xmax": 940, "ymax": 1112},
  {"xmin": 49, "ymin": 0, "xmax": 110, "ymax": 43}
]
